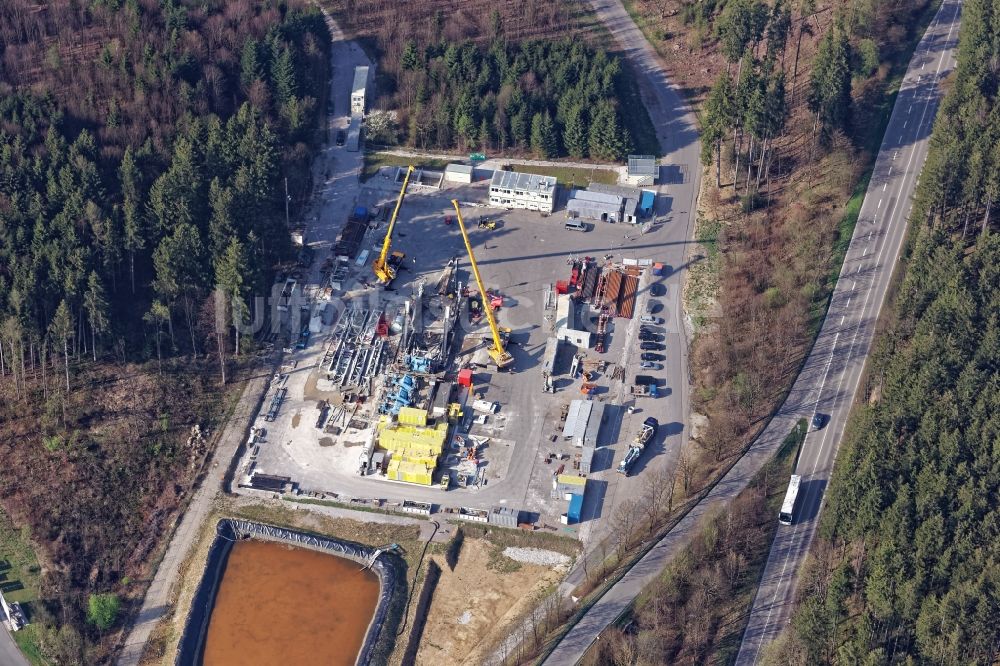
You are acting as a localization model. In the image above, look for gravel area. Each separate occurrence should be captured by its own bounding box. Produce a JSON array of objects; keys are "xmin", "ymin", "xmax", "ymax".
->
[{"xmin": 502, "ymin": 547, "xmax": 572, "ymax": 567}]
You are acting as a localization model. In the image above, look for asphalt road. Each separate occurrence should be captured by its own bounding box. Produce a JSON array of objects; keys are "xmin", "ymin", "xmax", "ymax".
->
[
  {"xmin": 0, "ymin": 622, "xmax": 28, "ymax": 666},
  {"xmin": 571, "ymin": 0, "xmax": 703, "ymax": 545},
  {"xmin": 544, "ymin": 0, "xmax": 962, "ymax": 663},
  {"xmin": 735, "ymin": 1, "xmax": 962, "ymax": 662}
]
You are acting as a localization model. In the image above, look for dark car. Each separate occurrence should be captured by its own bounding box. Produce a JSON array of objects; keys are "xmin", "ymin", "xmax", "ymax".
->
[
  {"xmin": 811, "ymin": 413, "xmax": 826, "ymax": 431},
  {"xmin": 335, "ymin": 130, "xmax": 346, "ymax": 146},
  {"xmin": 641, "ymin": 353, "xmax": 663, "ymax": 362},
  {"xmin": 639, "ymin": 333, "xmax": 662, "ymax": 342},
  {"xmin": 650, "ymin": 283, "xmax": 666, "ymax": 297},
  {"xmin": 640, "ymin": 341, "xmax": 664, "ymax": 351},
  {"xmin": 646, "ymin": 299, "xmax": 661, "ymax": 314},
  {"xmin": 644, "ymin": 416, "xmax": 659, "ymax": 433}
]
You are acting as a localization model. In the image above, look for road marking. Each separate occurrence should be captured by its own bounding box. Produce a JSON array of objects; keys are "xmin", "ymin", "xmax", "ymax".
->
[
  {"xmin": 745, "ymin": 9, "xmax": 959, "ymax": 662},
  {"xmin": 888, "ymin": 167, "xmax": 893, "ymax": 176},
  {"xmin": 904, "ymin": 120, "xmax": 908, "ymax": 129},
  {"xmin": 883, "ymin": 182, "xmax": 887, "ymax": 191},
  {"xmin": 877, "ymin": 199, "xmax": 882, "ymax": 209},
  {"xmin": 840, "ymin": 315, "xmax": 845, "ymax": 325},
  {"xmin": 909, "ymin": 105, "xmax": 913, "ymax": 114},
  {"xmin": 893, "ymin": 151, "xmax": 898, "ymax": 160}
]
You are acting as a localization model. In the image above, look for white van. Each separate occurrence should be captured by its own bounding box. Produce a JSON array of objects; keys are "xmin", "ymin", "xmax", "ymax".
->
[{"xmin": 564, "ymin": 219, "xmax": 587, "ymax": 232}]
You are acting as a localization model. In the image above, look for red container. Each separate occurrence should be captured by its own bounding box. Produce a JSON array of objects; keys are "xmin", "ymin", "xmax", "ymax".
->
[{"xmin": 458, "ymin": 368, "xmax": 474, "ymax": 388}]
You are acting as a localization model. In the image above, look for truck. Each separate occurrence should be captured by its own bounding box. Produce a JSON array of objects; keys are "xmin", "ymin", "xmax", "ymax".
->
[
  {"xmin": 630, "ymin": 383, "xmax": 659, "ymax": 397},
  {"xmin": 616, "ymin": 417, "xmax": 658, "ymax": 475}
]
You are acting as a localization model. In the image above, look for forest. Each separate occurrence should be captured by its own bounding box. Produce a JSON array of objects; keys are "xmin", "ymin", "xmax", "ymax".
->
[
  {"xmin": 769, "ymin": 0, "xmax": 1000, "ymax": 662},
  {"xmin": 325, "ymin": 0, "xmax": 646, "ymax": 159},
  {"xmin": 0, "ymin": 0, "xmax": 329, "ymax": 661}
]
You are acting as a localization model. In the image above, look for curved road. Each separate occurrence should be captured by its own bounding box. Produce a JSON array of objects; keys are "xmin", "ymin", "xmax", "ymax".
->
[
  {"xmin": 735, "ymin": 1, "xmax": 962, "ymax": 662},
  {"xmin": 543, "ymin": 0, "xmax": 962, "ymax": 664}
]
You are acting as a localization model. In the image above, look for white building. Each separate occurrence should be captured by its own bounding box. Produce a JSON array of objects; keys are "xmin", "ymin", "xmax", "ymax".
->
[
  {"xmin": 444, "ymin": 163, "xmax": 474, "ymax": 184},
  {"xmin": 351, "ymin": 66, "xmax": 371, "ymax": 115},
  {"xmin": 625, "ymin": 155, "xmax": 658, "ymax": 186},
  {"xmin": 489, "ymin": 170, "xmax": 557, "ymax": 213},
  {"xmin": 555, "ymin": 294, "xmax": 592, "ymax": 347}
]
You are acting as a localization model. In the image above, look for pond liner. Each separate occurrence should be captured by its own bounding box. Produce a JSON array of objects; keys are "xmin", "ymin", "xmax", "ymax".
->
[{"xmin": 175, "ymin": 518, "xmax": 402, "ymax": 666}]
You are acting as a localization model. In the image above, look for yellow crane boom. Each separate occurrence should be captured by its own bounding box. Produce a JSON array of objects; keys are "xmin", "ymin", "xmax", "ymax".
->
[
  {"xmin": 451, "ymin": 200, "xmax": 514, "ymax": 370},
  {"xmin": 373, "ymin": 165, "xmax": 415, "ymax": 284}
]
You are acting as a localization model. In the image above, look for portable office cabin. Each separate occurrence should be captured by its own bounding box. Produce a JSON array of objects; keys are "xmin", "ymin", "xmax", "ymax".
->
[
  {"xmin": 489, "ymin": 170, "xmax": 557, "ymax": 213},
  {"xmin": 444, "ymin": 163, "xmax": 475, "ymax": 183},
  {"xmin": 561, "ymin": 400, "xmax": 593, "ymax": 447},
  {"xmin": 580, "ymin": 444, "xmax": 595, "ymax": 475},
  {"xmin": 488, "ymin": 506, "xmax": 520, "ymax": 528},
  {"xmin": 583, "ymin": 402, "xmax": 606, "ymax": 448}
]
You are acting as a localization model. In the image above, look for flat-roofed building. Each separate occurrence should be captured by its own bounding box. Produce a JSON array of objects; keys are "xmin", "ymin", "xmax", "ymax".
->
[
  {"xmin": 489, "ymin": 170, "xmax": 557, "ymax": 213},
  {"xmin": 567, "ymin": 189, "xmax": 624, "ymax": 223},
  {"xmin": 626, "ymin": 155, "xmax": 658, "ymax": 186},
  {"xmin": 588, "ymin": 183, "xmax": 643, "ymax": 224},
  {"xmin": 444, "ymin": 163, "xmax": 474, "ymax": 183}
]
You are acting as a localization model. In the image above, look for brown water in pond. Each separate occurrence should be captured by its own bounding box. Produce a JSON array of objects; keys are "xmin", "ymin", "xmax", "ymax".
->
[{"xmin": 202, "ymin": 540, "xmax": 380, "ymax": 666}]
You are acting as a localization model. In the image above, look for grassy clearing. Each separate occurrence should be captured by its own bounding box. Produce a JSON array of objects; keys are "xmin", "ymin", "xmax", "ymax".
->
[
  {"xmin": 362, "ymin": 152, "xmax": 451, "ymax": 182},
  {"xmin": 501, "ymin": 163, "xmax": 619, "ymax": 188},
  {"xmin": 284, "ymin": 495, "xmax": 430, "ymax": 520},
  {"xmin": 454, "ymin": 523, "xmax": 581, "ymax": 558},
  {"xmin": 0, "ymin": 512, "xmax": 44, "ymax": 664},
  {"xmin": 685, "ymin": 208, "xmax": 723, "ymax": 330}
]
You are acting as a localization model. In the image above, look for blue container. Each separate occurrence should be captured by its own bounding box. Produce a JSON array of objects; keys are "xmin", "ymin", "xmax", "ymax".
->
[{"xmin": 568, "ymin": 494, "xmax": 584, "ymax": 523}]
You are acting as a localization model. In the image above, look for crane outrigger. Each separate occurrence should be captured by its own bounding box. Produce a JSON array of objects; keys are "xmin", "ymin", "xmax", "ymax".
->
[
  {"xmin": 450, "ymin": 200, "xmax": 514, "ymax": 370},
  {"xmin": 373, "ymin": 165, "xmax": 415, "ymax": 285}
]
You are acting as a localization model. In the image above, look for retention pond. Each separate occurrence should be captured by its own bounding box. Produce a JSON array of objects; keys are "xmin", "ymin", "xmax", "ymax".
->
[{"xmin": 200, "ymin": 539, "xmax": 380, "ymax": 665}]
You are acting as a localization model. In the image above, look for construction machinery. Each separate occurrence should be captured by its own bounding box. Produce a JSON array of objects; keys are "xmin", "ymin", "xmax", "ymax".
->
[
  {"xmin": 451, "ymin": 200, "xmax": 514, "ymax": 370},
  {"xmin": 478, "ymin": 217, "xmax": 497, "ymax": 230},
  {"xmin": 373, "ymin": 165, "xmax": 415, "ymax": 285}
]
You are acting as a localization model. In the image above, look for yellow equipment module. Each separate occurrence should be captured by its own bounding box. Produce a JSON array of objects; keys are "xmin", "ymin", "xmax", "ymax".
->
[
  {"xmin": 450, "ymin": 200, "xmax": 514, "ymax": 370},
  {"xmin": 373, "ymin": 165, "xmax": 415, "ymax": 285}
]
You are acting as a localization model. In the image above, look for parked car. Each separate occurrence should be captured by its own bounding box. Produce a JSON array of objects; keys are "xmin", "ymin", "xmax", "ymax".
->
[
  {"xmin": 646, "ymin": 299, "xmax": 661, "ymax": 314},
  {"xmin": 641, "ymin": 353, "xmax": 663, "ymax": 362},
  {"xmin": 639, "ymin": 333, "xmax": 662, "ymax": 342},
  {"xmin": 640, "ymin": 315, "xmax": 663, "ymax": 325},
  {"xmin": 650, "ymin": 283, "xmax": 666, "ymax": 296},
  {"xmin": 639, "ymin": 361, "xmax": 663, "ymax": 370},
  {"xmin": 335, "ymin": 130, "xmax": 346, "ymax": 146},
  {"xmin": 640, "ymin": 341, "xmax": 665, "ymax": 351}
]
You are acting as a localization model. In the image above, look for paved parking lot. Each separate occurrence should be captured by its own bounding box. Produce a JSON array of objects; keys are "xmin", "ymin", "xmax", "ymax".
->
[{"xmin": 239, "ymin": 171, "xmax": 688, "ymax": 534}]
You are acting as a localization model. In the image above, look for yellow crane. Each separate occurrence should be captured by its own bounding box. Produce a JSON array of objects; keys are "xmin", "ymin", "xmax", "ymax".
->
[
  {"xmin": 451, "ymin": 199, "xmax": 514, "ymax": 370},
  {"xmin": 373, "ymin": 165, "xmax": 415, "ymax": 285}
]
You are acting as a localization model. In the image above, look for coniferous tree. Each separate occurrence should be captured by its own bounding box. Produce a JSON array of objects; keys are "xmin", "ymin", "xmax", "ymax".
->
[
  {"xmin": 530, "ymin": 112, "xmax": 558, "ymax": 158},
  {"xmin": 809, "ymin": 23, "xmax": 852, "ymax": 145},
  {"xmin": 563, "ymin": 104, "xmax": 589, "ymax": 159},
  {"xmin": 83, "ymin": 272, "xmax": 109, "ymax": 362}
]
